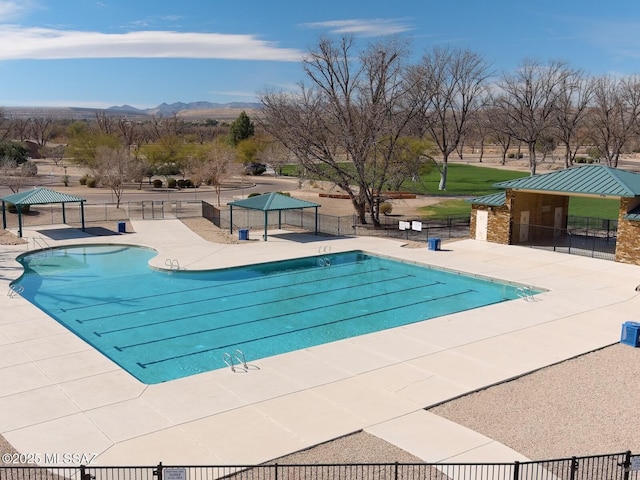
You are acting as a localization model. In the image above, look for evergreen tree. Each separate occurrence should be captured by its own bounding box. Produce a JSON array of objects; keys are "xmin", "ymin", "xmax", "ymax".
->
[{"xmin": 228, "ymin": 111, "xmax": 255, "ymax": 146}]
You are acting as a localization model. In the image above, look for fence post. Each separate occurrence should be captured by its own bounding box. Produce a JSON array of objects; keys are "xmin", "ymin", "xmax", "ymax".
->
[
  {"xmin": 275, "ymin": 462, "xmax": 278, "ymax": 480},
  {"xmin": 394, "ymin": 462, "xmax": 399, "ymax": 480},
  {"xmin": 569, "ymin": 456, "xmax": 578, "ymax": 480},
  {"xmin": 80, "ymin": 464, "xmax": 91, "ymax": 480},
  {"xmin": 154, "ymin": 462, "xmax": 163, "ymax": 480},
  {"xmin": 623, "ymin": 451, "xmax": 632, "ymax": 480},
  {"xmin": 512, "ymin": 460, "xmax": 520, "ymax": 480}
]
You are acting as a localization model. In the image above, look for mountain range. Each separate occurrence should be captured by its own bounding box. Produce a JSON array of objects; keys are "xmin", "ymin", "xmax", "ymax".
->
[
  {"xmin": 107, "ymin": 101, "xmax": 262, "ymax": 116},
  {"xmin": 2, "ymin": 101, "xmax": 263, "ymax": 120}
]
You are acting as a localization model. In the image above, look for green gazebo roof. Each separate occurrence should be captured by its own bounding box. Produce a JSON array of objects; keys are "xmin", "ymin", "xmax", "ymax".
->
[
  {"xmin": 228, "ymin": 192, "xmax": 320, "ymax": 211},
  {"xmin": 1, "ymin": 187, "xmax": 85, "ymax": 205},
  {"xmin": 493, "ymin": 165, "xmax": 640, "ymax": 198}
]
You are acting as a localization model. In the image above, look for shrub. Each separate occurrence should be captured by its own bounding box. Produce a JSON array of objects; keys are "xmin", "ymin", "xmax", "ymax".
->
[
  {"xmin": 7, "ymin": 203, "xmax": 30, "ymax": 214},
  {"xmin": 21, "ymin": 160, "xmax": 38, "ymax": 177},
  {"xmin": 507, "ymin": 152, "xmax": 524, "ymax": 159},
  {"xmin": 167, "ymin": 178, "xmax": 177, "ymax": 188},
  {"xmin": 247, "ymin": 192, "xmax": 261, "ymax": 198},
  {"xmin": 153, "ymin": 179, "xmax": 163, "ymax": 188},
  {"xmin": 86, "ymin": 177, "xmax": 97, "ymax": 188},
  {"xmin": 380, "ymin": 202, "xmax": 393, "ymax": 216},
  {"xmin": 79, "ymin": 175, "xmax": 88, "ymax": 185}
]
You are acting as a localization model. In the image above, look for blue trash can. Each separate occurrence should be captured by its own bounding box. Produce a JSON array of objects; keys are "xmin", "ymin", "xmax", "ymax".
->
[
  {"xmin": 117, "ymin": 221, "xmax": 126, "ymax": 233},
  {"xmin": 238, "ymin": 229, "xmax": 249, "ymax": 240},
  {"xmin": 621, "ymin": 321, "xmax": 640, "ymax": 347},
  {"xmin": 427, "ymin": 237, "xmax": 441, "ymax": 251}
]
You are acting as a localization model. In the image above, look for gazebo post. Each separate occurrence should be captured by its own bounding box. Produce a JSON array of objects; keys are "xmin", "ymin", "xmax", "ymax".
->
[
  {"xmin": 264, "ymin": 211, "xmax": 268, "ymax": 241},
  {"xmin": 229, "ymin": 206, "xmax": 233, "ymax": 234},
  {"xmin": 1, "ymin": 201, "xmax": 5, "ymax": 230},
  {"xmin": 315, "ymin": 206, "xmax": 318, "ymax": 235},
  {"xmin": 17, "ymin": 206, "xmax": 23, "ymax": 238},
  {"xmin": 278, "ymin": 210, "xmax": 282, "ymax": 229},
  {"xmin": 62, "ymin": 203, "xmax": 66, "ymax": 224},
  {"xmin": 81, "ymin": 201, "xmax": 86, "ymax": 232}
]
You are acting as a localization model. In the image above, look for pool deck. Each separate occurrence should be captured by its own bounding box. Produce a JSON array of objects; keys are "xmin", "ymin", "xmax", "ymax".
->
[{"xmin": 0, "ymin": 219, "xmax": 638, "ymax": 466}]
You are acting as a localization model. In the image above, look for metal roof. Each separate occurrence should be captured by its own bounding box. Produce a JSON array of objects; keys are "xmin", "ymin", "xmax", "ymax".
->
[
  {"xmin": 493, "ymin": 165, "xmax": 640, "ymax": 198},
  {"xmin": 467, "ymin": 191, "xmax": 506, "ymax": 207},
  {"xmin": 1, "ymin": 187, "xmax": 85, "ymax": 205},
  {"xmin": 625, "ymin": 204, "xmax": 640, "ymax": 221},
  {"xmin": 228, "ymin": 192, "xmax": 320, "ymax": 211}
]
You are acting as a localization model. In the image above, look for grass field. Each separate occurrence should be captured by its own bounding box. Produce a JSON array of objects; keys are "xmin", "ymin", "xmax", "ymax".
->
[{"xmin": 282, "ymin": 163, "xmax": 621, "ymax": 220}]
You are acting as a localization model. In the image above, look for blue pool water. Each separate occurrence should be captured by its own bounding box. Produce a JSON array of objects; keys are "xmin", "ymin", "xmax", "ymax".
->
[{"xmin": 14, "ymin": 245, "xmax": 531, "ymax": 384}]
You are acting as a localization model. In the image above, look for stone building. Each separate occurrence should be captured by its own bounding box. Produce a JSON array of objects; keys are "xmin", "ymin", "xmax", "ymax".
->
[{"xmin": 469, "ymin": 165, "xmax": 640, "ymax": 266}]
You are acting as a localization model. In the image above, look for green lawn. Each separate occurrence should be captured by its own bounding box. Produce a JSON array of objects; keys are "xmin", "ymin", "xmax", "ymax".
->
[{"xmin": 281, "ymin": 163, "xmax": 621, "ymax": 220}]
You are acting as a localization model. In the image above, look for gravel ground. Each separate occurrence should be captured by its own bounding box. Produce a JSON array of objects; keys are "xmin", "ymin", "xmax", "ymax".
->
[{"xmin": 0, "ymin": 217, "xmax": 638, "ymax": 466}]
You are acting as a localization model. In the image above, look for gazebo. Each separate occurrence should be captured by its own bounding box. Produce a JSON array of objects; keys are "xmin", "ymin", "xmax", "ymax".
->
[
  {"xmin": 468, "ymin": 165, "xmax": 640, "ymax": 265},
  {"xmin": 1, "ymin": 187, "xmax": 86, "ymax": 238},
  {"xmin": 228, "ymin": 192, "xmax": 321, "ymax": 241}
]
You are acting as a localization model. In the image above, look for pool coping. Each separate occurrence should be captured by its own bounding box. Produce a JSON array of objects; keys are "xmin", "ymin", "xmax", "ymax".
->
[{"xmin": 0, "ymin": 219, "xmax": 637, "ymax": 466}]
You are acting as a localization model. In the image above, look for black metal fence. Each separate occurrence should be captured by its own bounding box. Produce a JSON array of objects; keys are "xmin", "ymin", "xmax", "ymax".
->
[
  {"xmin": 1, "ymin": 451, "xmax": 638, "ymax": 480},
  {"xmin": 513, "ymin": 215, "xmax": 617, "ymax": 261},
  {"xmin": 204, "ymin": 203, "xmax": 470, "ymax": 242},
  {"xmin": 2, "ymin": 200, "xmax": 204, "ymax": 229},
  {"xmin": 355, "ymin": 216, "xmax": 471, "ymax": 243}
]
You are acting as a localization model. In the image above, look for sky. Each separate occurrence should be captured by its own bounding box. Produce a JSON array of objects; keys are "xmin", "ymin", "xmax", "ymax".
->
[{"xmin": 1, "ymin": 0, "xmax": 640, "ymax": 109}]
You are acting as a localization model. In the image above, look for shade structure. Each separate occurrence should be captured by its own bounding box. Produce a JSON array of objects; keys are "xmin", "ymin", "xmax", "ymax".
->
[
  {"xmin": 228, "ymin": 192, "xmax": 320, "ymax": 241},
  {"xmin": 1, "ymin": 187, "xmax": 86, "ymax": 237}
]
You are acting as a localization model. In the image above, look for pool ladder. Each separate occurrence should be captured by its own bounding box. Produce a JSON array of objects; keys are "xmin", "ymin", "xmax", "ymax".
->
[
  {"xmin": 7, "ymin": 284, "xmax": 24, "ymax": 298},
  {"xmin": 223, "ymin": 349, "xmax": 248, "ymax": 373},
  {"xmin": 165, "ymin": 258, "xmax": 180, "ymax": 271},
  {"xmin": 317, "ymin": 257, "xmax": 331, "ymax": 267},
  {"xmin": 29, "ymin": 236, "xmax": 53, "ymax": 254},
  {"xmin": 516, "ymin": 286, "xmax": 536, "ymax": 302}
]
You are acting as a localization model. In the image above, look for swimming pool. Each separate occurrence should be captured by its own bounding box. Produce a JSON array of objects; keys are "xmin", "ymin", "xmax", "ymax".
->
[{"xmin": 13, "ymin": 245, "xmax": 535, "ymax": 384}]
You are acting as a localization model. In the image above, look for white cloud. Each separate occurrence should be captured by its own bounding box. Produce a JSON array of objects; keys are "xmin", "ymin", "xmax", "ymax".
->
[
  {"xmin": 302, "ymin": 18, "xmax": 413, "ymax": 37},
  {"xmin": 0, "ymin": 26, "xmax": 304, "ymax": 61},
  {"xmin": 0, "ymin": 0, "xmax": 36, "ymax": 20}
]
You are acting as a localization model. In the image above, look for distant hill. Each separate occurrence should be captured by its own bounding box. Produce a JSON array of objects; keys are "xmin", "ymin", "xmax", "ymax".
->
[
  {"xmin": 2, "ymin": 101, "xmax": 263, "ymax": 120},
  {"xmin": 108, "ymin": 101, "xmax": 262, "ymax": 117}
]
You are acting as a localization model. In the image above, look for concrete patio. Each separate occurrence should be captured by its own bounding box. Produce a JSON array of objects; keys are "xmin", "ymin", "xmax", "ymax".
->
[{"xmin": 0, "ymin": 219, "xmax": 637, "ymax": 466}]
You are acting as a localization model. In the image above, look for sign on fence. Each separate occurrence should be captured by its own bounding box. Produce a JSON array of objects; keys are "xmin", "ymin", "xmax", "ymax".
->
[{"xmin": 164, "ymin": 467, "xmax": 187, "ymax": 480}]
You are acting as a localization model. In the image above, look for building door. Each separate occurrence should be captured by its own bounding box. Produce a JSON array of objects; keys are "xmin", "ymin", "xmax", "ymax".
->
[
  {"xmin": 519, "ymin": 210, "xmax": 530, "ymax": 242},
  {"xmin": 554, "ymin": 207, "xmax": 563, "ymax": 237},
  {"xmin": 476, "ymin": 210, "xmax": 488, "ymax": 241}
]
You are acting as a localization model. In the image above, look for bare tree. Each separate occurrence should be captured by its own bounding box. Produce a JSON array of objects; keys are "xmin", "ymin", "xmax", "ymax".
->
[
  {"xmin": 94, "ymin": 111, "xmax": 116, "ymax": 135},
  {"xmin": 0, "ymin": 110, "xmax": 10, "ymax": 141},
  {"xmin": 9, "ymin": 117, "xmax": 30, "ymax": 142},
  {"xmin": 260, "ymin": 36, "xmax": 418, "ymax": 226},
  {"xmin": 494, "ymin": 59, "xmax": 570, "ymax": 175},
  {"xmin": 0, "ymin": 157, "xmax": 37, "ymax": 193},
  {"xmin": 40, "ymin": 144, "xmax": 66, "ymax": 167},
  {"xmin": 554, "ymin": 70, "xmax": 595, "ymax": 168},
  {"xmin": 30, "ymin": 117, "xmax": 54, "ymax": 147},
  {"xmin": 116, "ymin": 117, "xmax": 138, "ymax": 147},
  {"xmin": 587, "ymin": 75, "xmax": 640, "ymax": 167},
  {"xmin": 408, "ymin": 47, "xmax": 492, "ymax": 189},
  {"xmin": 187, "ymin": 141, "xmax": 236, "ymax": 206},
  {"xmin": 94, "ymin": 146, "xmax": 134, "ymax": 208}
]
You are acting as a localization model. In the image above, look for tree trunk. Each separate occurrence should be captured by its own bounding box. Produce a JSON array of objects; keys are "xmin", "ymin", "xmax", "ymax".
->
[
  {"xmin": 528, "ymin": 143, "xmax": 537, "ymax": 175},
  {"xmin": 438, "ymin": 156, "xmax": 449, "ymax": 190}
]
